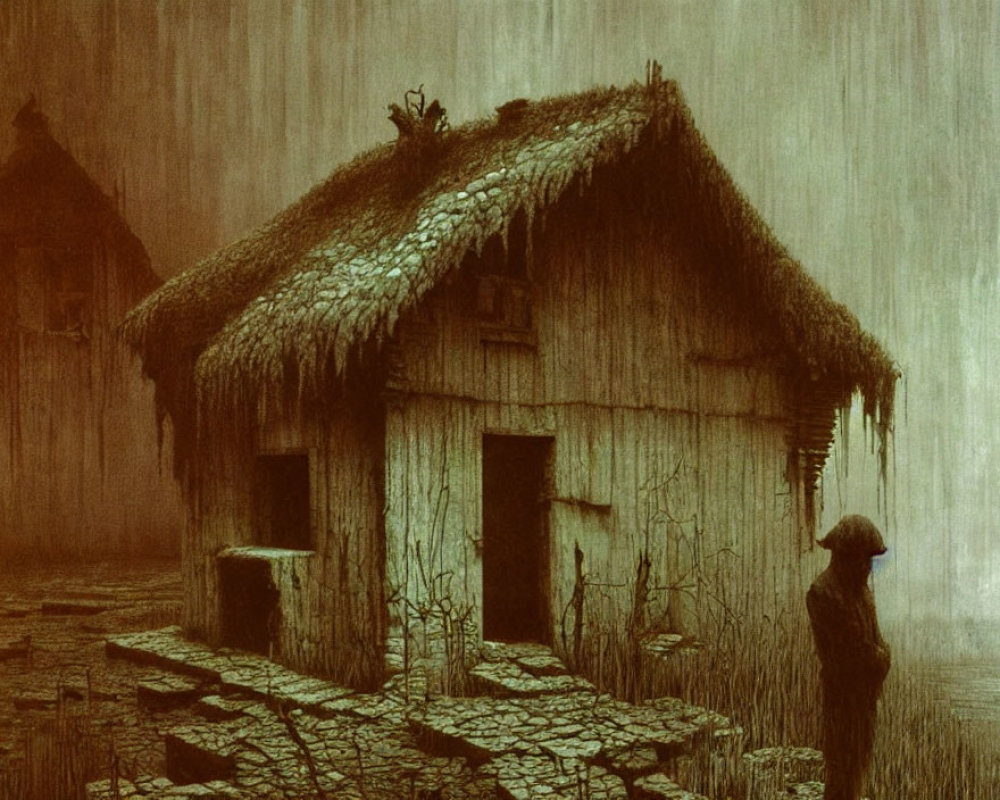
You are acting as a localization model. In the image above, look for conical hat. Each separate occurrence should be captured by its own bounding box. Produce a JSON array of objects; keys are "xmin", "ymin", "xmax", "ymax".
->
[{"xmin": 817, "ymin": 514, "xmax": 887, "ymax": 556}]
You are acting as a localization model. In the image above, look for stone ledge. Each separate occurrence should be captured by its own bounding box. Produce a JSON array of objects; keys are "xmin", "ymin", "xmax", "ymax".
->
[
  {"xmin": 138, "ymin": 673, "xmax": 204, "ymax": 711},
  {"xmin": 107, "ymin": 626, "xmax": 355, "ymax": 715},
  {"xmin": 217, "ymin": 546, "xmax": 315, "ymax": 562},
  {"xmin": 469, "ymin": 659, "xmax": 595, "ymax": 698}
]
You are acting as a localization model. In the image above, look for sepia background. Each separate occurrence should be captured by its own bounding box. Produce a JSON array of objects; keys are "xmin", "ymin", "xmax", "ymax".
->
[{"xmin": 1, "ymin": 0, "xmax": 995, "ymax": 626}]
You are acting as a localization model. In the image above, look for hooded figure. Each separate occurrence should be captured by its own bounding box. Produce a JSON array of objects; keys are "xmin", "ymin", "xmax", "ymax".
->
[{"xmin": 806, "ymin": 514, "xmax": 891, "ymax": 800}]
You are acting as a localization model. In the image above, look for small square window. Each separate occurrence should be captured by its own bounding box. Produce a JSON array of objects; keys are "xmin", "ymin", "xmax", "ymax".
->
[
  {"xmin": 45, "ymin": 250, "xmax": 92, "ymax": 333},
  {"xmin": 253, "ymin": 453, "xmax": 312, "ymax": 550}
]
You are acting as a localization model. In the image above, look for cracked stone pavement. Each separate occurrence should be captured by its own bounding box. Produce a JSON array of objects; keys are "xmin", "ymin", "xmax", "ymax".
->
[{"xmin": 87, "ymin": 628, "xmax": 747, "ymax": 799}]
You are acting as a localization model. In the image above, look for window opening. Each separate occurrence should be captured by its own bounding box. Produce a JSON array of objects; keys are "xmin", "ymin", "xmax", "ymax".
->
[{"xmin": 253, "ymin": 452, "xmax": 312, "ymax": 550}]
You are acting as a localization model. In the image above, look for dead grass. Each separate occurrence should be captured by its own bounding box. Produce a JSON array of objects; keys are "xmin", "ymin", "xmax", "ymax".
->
[
  {"xmin": 5, "ymin": 569, "xmax": 996, "ymax": 800},
  {"xmin": 0, "ymin": 700, "xmax": 108, "ymax": 800},
  {"xmin": 575, "ymin": 614, "xmax": 1000, "ymax": 798},
  {"xmin": 0, "ymin": 565, "xmax": 182, "ymax": 800}
]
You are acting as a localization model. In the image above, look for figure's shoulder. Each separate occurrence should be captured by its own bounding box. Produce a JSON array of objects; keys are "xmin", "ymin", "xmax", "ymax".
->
[
  {"xmin": 808, "ymin": 568, "xmax": 832, "ymax": 592},
  {"xmin": 807, "ymin": 570, "xmax": 841, "ymax": 606}
]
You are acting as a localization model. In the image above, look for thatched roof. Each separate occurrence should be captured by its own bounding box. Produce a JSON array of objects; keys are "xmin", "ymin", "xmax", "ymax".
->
[
  {"xmin": 0, "ymin": 100, "xmax": 159, "ymax": 295},
  {"xmin": 124, "ymin": 78, "xmax": 897, "ymax": 436}
]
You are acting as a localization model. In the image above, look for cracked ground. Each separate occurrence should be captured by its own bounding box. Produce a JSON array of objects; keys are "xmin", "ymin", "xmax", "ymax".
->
[{"xmin": 0, "ymin": 563, "xmax": 823, "ymax": 800}]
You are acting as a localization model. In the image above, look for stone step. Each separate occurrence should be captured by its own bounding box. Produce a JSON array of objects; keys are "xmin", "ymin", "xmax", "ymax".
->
[
  {"xmin": 194, "ymin": 695, "xmax": 252, "ymax": 723},
  {"xmin": 217, "ymin": 666, "xmax": 353, "ymax": 711},
  {"xmin": 633, "ymin": 772, "xmax": 709, "ymax": 800},
  {"xmin": 107, "ymin": 627, "xmax": 356, "ymax": 716},
  {"xmin": 483, "ymin": 753, "xmax": 628, "ymax": 800},
  {"xmin": 106, "ymin": 627, "xmax": 223, "ymax": 680},
  {"xmin": 164, "ymin": 727, "xmax": 238, "ymax": 785},
  {"xmin": 138, "ymin": 673, "xmax": 206, "ymax": 711},
  {"xmin": 468, "ymin": 659, "xmax": 595, "ymax": 698}
]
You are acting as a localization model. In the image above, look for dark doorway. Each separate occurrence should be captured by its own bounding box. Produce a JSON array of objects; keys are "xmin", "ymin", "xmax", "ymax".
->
[
  {"xmin": 218, "ymin": 556, "xmax": 279, "ymax": 655},
  {"xmin": 253, "ymin": 453, "xmax": 311, "ymax": 550},
  {"xmin": 482, "ymin": 434, "xmax": 553, "ymax": 643}
]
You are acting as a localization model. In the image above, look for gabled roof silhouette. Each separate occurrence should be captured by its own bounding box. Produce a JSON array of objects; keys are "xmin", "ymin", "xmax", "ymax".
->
[{"xmin": 0, "ymin": 100, "xmax": 158, "ymax": 296}]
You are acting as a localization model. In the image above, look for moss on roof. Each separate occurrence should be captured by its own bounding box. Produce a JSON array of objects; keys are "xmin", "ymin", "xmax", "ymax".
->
[{"xmin": 124, "ymin": 79, "xmax": 897, "ymax": 445}]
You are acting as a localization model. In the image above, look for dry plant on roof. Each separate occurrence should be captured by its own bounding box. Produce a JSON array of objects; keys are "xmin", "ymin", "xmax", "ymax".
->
[{"xmin": 388, "ymin": 85, "xmax": 450, "ymax": 189}]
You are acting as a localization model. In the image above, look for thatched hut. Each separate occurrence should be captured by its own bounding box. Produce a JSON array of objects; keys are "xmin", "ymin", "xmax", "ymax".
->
[
  {"xmin": 0, "ymin": 101, "xmax": 182, "ymax": 560},
  {"xmin": 125, "ymin": 76, "xmax": 896, "ymax": 689}
]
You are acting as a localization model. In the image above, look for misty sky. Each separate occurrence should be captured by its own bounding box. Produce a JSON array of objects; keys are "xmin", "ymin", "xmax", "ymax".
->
[{"xmin": 2, "ymin": 0, "xmax": 996, "ymax": 621}]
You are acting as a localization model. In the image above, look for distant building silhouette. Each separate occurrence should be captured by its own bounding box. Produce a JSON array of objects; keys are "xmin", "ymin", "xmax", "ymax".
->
[{"xmin": 0, "ymin": 100, "xmax": 182, "ymax": 560}]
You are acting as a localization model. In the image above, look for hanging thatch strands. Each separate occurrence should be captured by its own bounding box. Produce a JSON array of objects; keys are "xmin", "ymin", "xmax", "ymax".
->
[{"xmin": 123, "ymin": 78, "xmax": 897, "ymax": 483}]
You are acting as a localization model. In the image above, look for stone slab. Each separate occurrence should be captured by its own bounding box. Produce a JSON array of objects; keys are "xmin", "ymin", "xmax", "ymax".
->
[
  {"xmin": 743, "ymin": 745, "xmax": 824, "ymax": 793},
  {"xmin": 514, "ymin": 653, "xmax": 568, "ymax": 677},
  {"xmin": 108, "ymin": 626, "xmax": 356, "ymax": 717},
  {"xmin": 479, "ymin": 641, "xmax": 556, "ymax": 662},
  {"xmin": 107, "ymin": 627, "xmax": 219, "ymax": 681},
  {"xmin": 219, "ymin": 666, "xmax": 353, "ymax": 711},
  {"xmin": 785, "ymin": 782, "xmax": 826, "ymax": 800},
  {"xmin": 633, "ymin": 772, "xmax": 709, "ymax": 800},
  {"xmin": 101, "ymin": 629, "xmax": 736, "ymax": 799},
  {"xmin": 86, "ymin": 778, "xmax": 140, "ymax": 800},
  {"xmin": 194, "ymin": 695, "xmax": 251, "ymax": 722},
  {"xmin": 138, "ymin": 673, "xmax": 205, "ymax": 711},
  {"xmin": 165, "ymin": 727, "xmax": 238, "ymax": 785},
  {"xmin": 469, "ymin": 659, "xmax": 595, "ymax": 698},
  {"xmin": 483, "ymin": 753, "xmax": 628, "ymax": 800}
]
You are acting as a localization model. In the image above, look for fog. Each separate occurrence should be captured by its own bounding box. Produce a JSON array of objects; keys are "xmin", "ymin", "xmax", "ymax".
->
[{"xmin": 2, "ymin": 0, "xmax": 996, "ymax": 624}]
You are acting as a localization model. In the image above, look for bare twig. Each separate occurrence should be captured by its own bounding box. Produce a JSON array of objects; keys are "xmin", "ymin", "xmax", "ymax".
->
[{"xmin": 274, "ymin": 702, "xmax": 328, "ymax": 800}]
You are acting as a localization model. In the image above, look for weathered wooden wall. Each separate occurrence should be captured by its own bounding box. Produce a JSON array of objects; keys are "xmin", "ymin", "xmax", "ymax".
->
[
  {"xmin": 384, "ymin": 175, "xmax": 813, "ymax": 665},
  {"xmin": 182, "ymin": 161, "xmax": 821, "ymax": 685},
  {"xmin": 0, "ymin": 225, "xmax": 182, "ymax": 560},
  {"xmin": 186, "ymin": 391, "xmax": 385, "ymax": 688}
]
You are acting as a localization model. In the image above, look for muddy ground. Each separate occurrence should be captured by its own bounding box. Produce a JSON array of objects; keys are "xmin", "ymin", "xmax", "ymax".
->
[
  {"xmin": 0, "ymin": 560, "xmax": 185, "ymax": 796},
  {"xmin": 0, "ymin": 562, "xmax": 757, "ymax": 799}
]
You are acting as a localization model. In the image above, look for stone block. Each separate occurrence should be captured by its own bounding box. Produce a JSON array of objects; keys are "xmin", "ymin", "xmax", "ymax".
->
[
  {"xmin": 633, "ymin": 772, "xmax": 707, "ymax": 800},
  {"xmin": 469, "ymin": 659, "xmax": 594, "ymax": 698},
  {"xmin": 138, "ymin": 673, "xmax": 204, "ymax": 711},
  {"xmin": 165, "ymin": 728, "xmax": 237, "ymax": 785},
  {"xmin": 514, "ymin": 653, "xmax": 568, "ymax": 677},
  {"xmin": 194, "ymin": 695, "xmax": 249, "ymax": 722}
]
